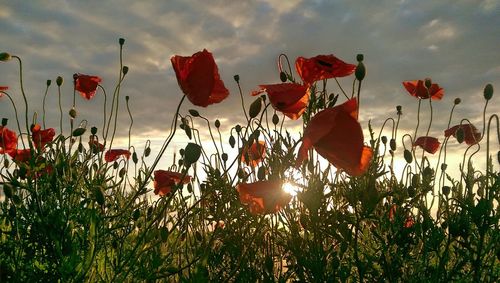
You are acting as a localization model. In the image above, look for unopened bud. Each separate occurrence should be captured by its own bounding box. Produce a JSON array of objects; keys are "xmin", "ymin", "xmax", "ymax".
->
[
  {"xmin": 279, "ymin": 71, "xmax": 287, "ymax": 82},
  {"xmin": 188, "ymin": 109, "xmax": 199, "ymax": 117},
  {"xmin": 355, "ymin": 62, "xmax": 366, "ymax": 81},
  {"xmin": 454, "ymin": 98, "xmax": 461, "ymax": 105},
  {"xmin": 381, "ymin": 136, "xmax": 387, "ymax": 144},
  {"xmin": 1, "ymin": 118, "xmax": 7, "ymax": 126},
  {"xmin": 122, "ymin": 66, "xmax": 129, "ymax": 75},
  {"xmin": 442, "ymin": 186, "xmax": 451, "ymax": 196},
  {"xmin": 91, "ymin": 126, "xmax": 97, "ymax": 135},
  {"xmin": 233, "ymin": 74, "xmax": 240, "ymax": 83},
  {"xmin": 119, "ymin": 38, "xmax": 125, "ymax": 46},
  {"xmin": 125, "ymin": 95, "xmax": 129, "ymax": 101},
  {"xmin": 214, "ymin": 119, "xmax": 221, "ymax": 128},
  {"xmin": 46, "ymin": 80, "xmax": 51, "ymax": 86},
  {"xmin": 484, "ymin": 83, "xmax": 493, "ymax": 100},
  {"xmin": 356, "ymin": 54, "xmax": 364, "ymax": 62},
  {"xmin": 0, "ymin": 52, "xmax": 11, "ymax": 61},
  {"xmin": 56, "ymin": 76, "xmax": 64, "ymax": 86}
]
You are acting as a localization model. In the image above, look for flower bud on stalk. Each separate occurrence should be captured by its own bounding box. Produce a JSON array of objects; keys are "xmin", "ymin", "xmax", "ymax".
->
[
  {"xmin": 119, "ymin": 38, "xmax": 125, "ymax": 46},
  {"xmin": 56, "ymin": 76, "xmax": 64, "ymax": 86},
  {"xmin": 396, "ymin": 105, "xmax": 402, "ymax": 115},
  {"xmin": 484, "ymin": 83, "xmax": 493, "ymax": 100},
  {"xmin": 0, "ymin": 52, "xmax": 11, "ymax": 61},
  {"xmin": 454, "ymin": 98, "xmax": 461, "ymax": 105}
]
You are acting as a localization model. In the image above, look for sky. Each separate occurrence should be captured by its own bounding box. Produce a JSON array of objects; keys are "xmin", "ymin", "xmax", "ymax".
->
[{"xmin": 1, "ymin": 0, "xmax": 499, "ymax": 177}]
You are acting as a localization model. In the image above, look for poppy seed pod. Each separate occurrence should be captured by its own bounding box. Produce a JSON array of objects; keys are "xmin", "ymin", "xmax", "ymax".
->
[
  {"xmin": 356, "ymin": 54, "xmax": 364, "ymax": 62},
  {"xmin": 0, "ymin": 52, "xmax": 11, "ymax": 61},
  {"xmin": 454, "ymin": 98, "xmax": 461, "ymax": 105},
  {"xmin": 122, "ymin": 66, "xmax": 129, "ymax": 75},
  {"xmin": 56, "ymin": 76, "xmax": 64, "ymax": 86},
  {"xmin": 484, "ymin": 83, "xmax": 493, "ymax": 100},
  {"xmin": 381, "ymin": 136, "xmax": 387, "ymax": 144},
  {"xmin": 390, "ymin": 138, "xmax": 396, "ymax": 151},
  {"xmin": 46, "ymin": 80, "xmax": 51, "ymax": 86},
  {"xmin": 91, "ymin": 126, "xmax": 97, "ymax": 135},
  {"xmin": 2, "ymin": 118, "xmax": 7, "ymax": 126},
  {"xmin": 404, "ymin": 149, "xmax": 413, "ymax": 163},
  {"xmin": 355, "ymin": 62, "xmax": 366, "ymax": 81},
  {"xmin": 396, "ymin": 105, "xmax": 402, "ymax": 115},
  {"xmin": 69, "ymin": 108, "xmax": 77, "ymax": 119},
  {"xmin": 424, "ymin": 78, "xmax": 432, "ymax": 89},
  {"xmin": 119, "ymin": 38, "xmax": 125, "ymax": 46}
]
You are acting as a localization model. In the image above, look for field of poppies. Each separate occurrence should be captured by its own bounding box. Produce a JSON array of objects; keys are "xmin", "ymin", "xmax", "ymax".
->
[{"xmin": 1, "ymin": 39, "xmax": 499, "ymax": 282}]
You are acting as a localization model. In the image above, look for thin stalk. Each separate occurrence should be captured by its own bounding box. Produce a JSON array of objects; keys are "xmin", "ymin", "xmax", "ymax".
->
[{"xmin": 1, "ymin": 91, "xmax": 25, "ymax": 148}]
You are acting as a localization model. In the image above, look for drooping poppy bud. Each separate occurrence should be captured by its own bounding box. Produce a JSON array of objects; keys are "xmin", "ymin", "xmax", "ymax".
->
[
  {"xmin": 0, "ymin": 52, "xmax": 11, "ymax": 61},
  {"xmin": 56, "ymin": 76, "xmax": 64, "ymax": 86}
]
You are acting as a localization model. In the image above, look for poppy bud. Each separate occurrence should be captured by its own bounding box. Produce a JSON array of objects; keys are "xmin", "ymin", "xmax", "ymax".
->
[
  {"xmin": 1, "ymin": 118, "xmax": 7, "ymax": 126},
  {"xmin": 404, "ymin": 149, "xmax": 413, "ymax": 163},
  {"xmin": 145, "ymin": 147, "xmax": 151, "ymax": 157},
  {"xmin": 483, "ymin": 83, "xmax": 493, "ymax": 100},
  {"xmin": 272, "ymin": 113, "xmax": 279, "ymax": 125},
  {"xmin": 122, "ymin": 66, "xmax": 129, "ymax": 75},
  {"xmin": 229, "ymin": 135, "xmax": 235, "ymax": 148},
  {"xmin": 215, "ymin": 119, "xmax": 221, "ymax": 128},
  {"xmin": 119, "ymin": 38, "xmax": 125, "ymax": 46},
  {"xmin": 235, "ymin": 124, "xmax": 241, "ymax": 133},
  {"xmin": 454, "ymin": 98, "xmax": 461, "ymax": 105},
  {"xmin": 390, "ymin": 138, "xmax": 396, "ymax": 151},
  {"xmin": 221, "ymin": 153, "xmax": 228, "ymax": 162},
  {"xmin": 396, "ymin": 105, "xmax": 402, "ymax": 115},
  {"xmin": 411, "ymin": 175, "xmax": 420, "ymax": 187},
  {"xmin": 72, "ymin": 128, "xmax": 86, "ymax": 137},
  {"xmin": 0, "ymin": 52, "xmax": 12, "ymax": 61},
  {"xmin": 132, "ymin": 152, "xmax": 138, "ymax": 164},
  {"xmin": 381, "ymin": 136, "xmax": 387, "ymax": 144},
  {"xmin": 424, "ymin": 78, "xmax": 432, "ymax": 89},
  {"xmin": 233, "ymin": 74, "xmax": 240, "ymax": 83},
  {"xmin": 73, "ymin": 73, "xmax": 78, "ymax": 82},
  {"xmin": 125, "ymin": 96, "xmax": 129, "ymax": 102},
  {"xmin": 184, "ymin": 143, "xmax": 201, "ymax": 166},
  {"xmin": 279, "ymin": 71, "xmax": 287, "ymax": 82},
  {"xmin": 442, "ymin": 186, "xmax": 451, "ymax": 196},
  {"xmin": 355, "ymin": 62, "xmax": 366, "ymax": 81},
  {"xmin": 56, "ymin": 76, "xmax": 64, "ymax": 86},
  {"xmin": 356, "ymin": 54, "xmax": 364, "ymax": 62},
  {"xmin": 46, "ymin": 79, "xmax": 51, "ymax": 86},
  {"xmin": 91, "ymin": 126, "xmax": 97, "ymax": 135},
  {"xmin": 456, "ymin": 127, "xmax": 465, "ymax": 143},
  {"xmin": 69, "ymin": 108, "xmax": 77, "ymax": 119},
  {"xmin": 188, "ymin": 109, "xmax": 199, "ymax": 117},
  {"xmin": 441, "ymin": 163, "xmax": 447, "ymax": 171},
  {"xmin": 249, "ymin": 97, "xmax": 262, "ymax": 119},
  {"xmin": 423, "ymin": 166, "xmax": 434, "ymax": 177}
]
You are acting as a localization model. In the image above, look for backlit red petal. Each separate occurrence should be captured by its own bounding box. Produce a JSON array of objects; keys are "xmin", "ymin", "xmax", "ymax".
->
[
  {"xmin": 236, "ymin": 180, "xmax": 290, "ymax": 214},
  {"xmin": 413, "ymin": 136, "xmax": 440, "ymax": 154},
  {"xmin": 296, "ymin": 55, "xmax": 356, "ymax": 85}
]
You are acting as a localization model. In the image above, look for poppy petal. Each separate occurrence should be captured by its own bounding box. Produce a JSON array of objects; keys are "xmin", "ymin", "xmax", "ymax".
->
[
  {"xmin": 296, "ymin": 54, "xmax": 356, "ymax": 85},
  {"xmin": 255, "ymin": 83, "xmax": 309, "ymax": 120},
  {"xmin": 413, "ymin": 136, "xmax": 440, "ymax": 154},
  {"xmin": 237, "ymin": 180, "xmax": 291, "ymax": 214}
]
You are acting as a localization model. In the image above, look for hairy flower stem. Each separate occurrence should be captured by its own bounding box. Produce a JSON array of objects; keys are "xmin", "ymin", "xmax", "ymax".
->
[
  {"xmin": 98, "ymin": 85, "xmax": 107, "ymax": 138},
  {"xmin": 1, "ymin": 91, "xmax": 25, "ymax": 148},
  {"xmin": 42, "ymin": 84, "xmax": 50, "ymax": 128},
  {"xmin": 105, "ymin": 43, "xmax": 125, "ymax": 147},
  {"xmin": 334, "ymin": 78, "xmax": 350, "ymax": 100},
  {"xmin": 12, "ymin": 56, "xmax": 32, "ymax": 147},
  {"xmin": 57, "ymin": 84, "xmax": 63, "ymax": 135},
  {"xmin": 236, "ymin": 81, "xmax": 249, "ymax": 122}
]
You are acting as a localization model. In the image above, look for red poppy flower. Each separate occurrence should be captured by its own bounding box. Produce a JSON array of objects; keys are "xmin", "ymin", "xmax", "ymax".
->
[
  {"xmin": 241, "ymin": 140, "xmax": 266, "ymax": 167},
  {"xmin": 295, "ymin": 54, "xmax": 356, "ymax": 86},
  {"xmin": 75, "ymin": 74, "xmax": 102, "ymax": 100},
  {"xmin": 31, "ymin": 124, "xmax": 55, "ymax": 149},
  {"xmin": 171, "ymin": 49, "xmax": 229, "ymax": 107},
  {"xmin": 0, "ymin": 86, "xmax": 8, "ymax": 91},
  {"xmin": 296, "ymin": 99, "xmax": 372, "ymax": 176},
  {"xmin": 0, "ymin": 126, "xmax": 17, "ymax": 154},
  {"xmin": 413, "ymin": 136, "xmax": 440, "ymax": 154},
  {"xmin": 153, "ymin": 170, "xmax": 191, "ymax": 196},
  {"xmin": 404, "ymin": 217, "xmax": 415, "ymax": 228},
  {"xmin": 236, "ymin": 180, "xmax": 291, "ymax": 215},
  {"xmin": 8, "ymin": 149, "xmax": 31, "ymax": 163},
  {"xmin": 104, "ymin": 149, "xmax": 131, "ymax": 162},
  {"xmin": 252, "ymin": 83, "xmax": 309, "ymax": 120},
  {"xmin": 402, "ymin": 80, "xmax": 444, "ymax": 100},
  {"xmin": 444, "ymin": 123, "xmax": 481, "ymax": 145}
]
